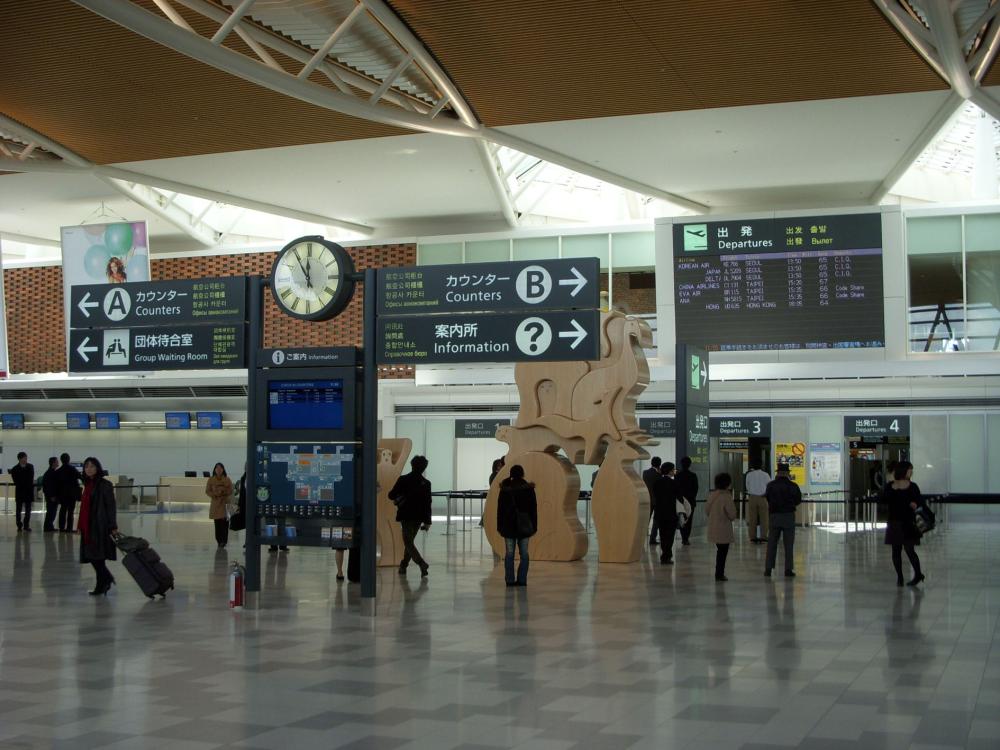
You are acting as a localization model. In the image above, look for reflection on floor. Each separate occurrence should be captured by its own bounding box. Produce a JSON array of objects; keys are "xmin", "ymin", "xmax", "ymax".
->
[{"xmin": 0, "ymin": 509, "xmax": 998, "ymax": 750}]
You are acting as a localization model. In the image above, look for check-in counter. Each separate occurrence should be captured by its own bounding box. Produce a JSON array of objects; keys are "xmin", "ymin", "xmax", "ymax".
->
[
  {"xmin": 0, "ymin": 473, "xmax": 122, "ymax": 504},
  {"xmin": 157, "ymin": 476, "xmax": 212, "ymax": 504}
]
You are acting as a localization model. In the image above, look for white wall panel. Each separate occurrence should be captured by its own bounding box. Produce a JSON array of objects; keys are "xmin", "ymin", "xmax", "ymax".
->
[{"xmin": 949, "ymin": 414, "xmax": 986, "ymax": 493}]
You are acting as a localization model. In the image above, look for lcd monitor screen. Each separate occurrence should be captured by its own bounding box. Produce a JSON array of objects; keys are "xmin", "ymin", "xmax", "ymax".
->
[
  {"xmin": 267, "ymin": 379, "xmax": 345, "ymax": 430},
  {"xmin": 672, "ymin": 212, "xmax": 885, "ymax": 351},
  {"xmin": 66, "ymin": 413, "xmax": 91, "ymax": 430},
  {"xmin": 95, "ymin": 412, "xmax": 120, "ymax": 429},
  {"xmin": 196, "ymin": 411, "xmax": 222, "ymax": 429},
  {"xmin": 165, "ymin": 412, "xmax": 191, "ymax": 429},
  {"xmin": 1, "ymin": 414, "xmax": 25, "ymax": 430}
]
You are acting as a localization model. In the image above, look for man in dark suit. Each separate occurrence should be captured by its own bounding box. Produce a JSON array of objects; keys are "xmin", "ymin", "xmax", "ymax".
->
[
  {"xmin": 642, "ymin": 456, "xmax": 662, "ymax": 545},
  {"xmin": 764, "ymin": 462, "xmax": 803, "ymax": 577},
  {"xmin": 653, "ymin": 462, "xmax": 679, "ymax": 564},
  {"xmin": 55, "ymin": 453, "xmax": 82, "ymax": 533},
  {"xmin": 675, "ymin": 456, "xmax": 699, "ymax": 545},
  {"xmin": 9, "ymin": 452, "xmax": 35, "ymax": 532}
]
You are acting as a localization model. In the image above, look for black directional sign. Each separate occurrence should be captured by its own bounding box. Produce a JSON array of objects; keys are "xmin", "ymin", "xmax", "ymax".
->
[
  {"xmin": 377, "ymin": 258, "xmax": 599, "ymax": 315},
  {"xmin": 70, "ymin": 278, "xmax": 246, "ymax": 329},
  {"xmin": 710, "ymin": 416, "xmax": 771, "ymax": 438},
  {"xmin": 378, "ymin": 310, "xmax": 600, "ymax": 365},
  {"xmin": 455, "ymin": 419, "xmax": 511, "ymax": 439},
  {"xmin": 69, "ymin": 324, "xmax": 245, "ymax": 372}
]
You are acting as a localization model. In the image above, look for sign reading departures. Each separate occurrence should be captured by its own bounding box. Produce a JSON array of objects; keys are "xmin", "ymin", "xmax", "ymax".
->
[
  {"xmin": 844, "ymin": 415, "xmax": 910, "ymax": 438},
  {"xmin": 377, "ymin": 258, "xmax": 599, "ymax": 315}
]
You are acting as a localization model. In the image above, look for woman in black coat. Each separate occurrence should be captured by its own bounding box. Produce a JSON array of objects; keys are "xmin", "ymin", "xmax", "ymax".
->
[
  {"xmin": 884, "ymin": 460, "xmax": 925, "ymax": 587},
  {"xmin": 496, "ymin": 464, "xmax": 538, "ymax": 587},
  {"xmin": 78, "ymin": 456, "xmax": 118, "ymax": 595}
]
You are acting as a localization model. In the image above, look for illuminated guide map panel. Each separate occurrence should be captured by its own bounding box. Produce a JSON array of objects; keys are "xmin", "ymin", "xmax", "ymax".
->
[{"xmin": 672, "ymin": 212, "xmax": 885, "ymax": 351}]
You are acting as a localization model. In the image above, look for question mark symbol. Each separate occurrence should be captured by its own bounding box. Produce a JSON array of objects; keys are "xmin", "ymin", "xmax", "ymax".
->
[{"xmin": 525, "ymin": 322, "xmax": 544, "ymax": 353}]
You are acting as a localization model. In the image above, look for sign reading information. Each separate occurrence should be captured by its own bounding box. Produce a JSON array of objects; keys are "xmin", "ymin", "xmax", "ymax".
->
[
  {"xmin": 377, "ymin": 258, "xmax": 599, "ymax": 315},
  {"xmin": 69, "ymin": 324, "xmax": 245, "ymax": 372},
  {"xmin": 378, "ymin": 310, "xmax": 600, "ymax": 365}
]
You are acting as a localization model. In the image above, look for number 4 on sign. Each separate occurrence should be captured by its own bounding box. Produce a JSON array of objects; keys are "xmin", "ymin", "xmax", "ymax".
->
[{"xmin": 889, "ymin": 419, "xmax": 899, "ymax": 433}]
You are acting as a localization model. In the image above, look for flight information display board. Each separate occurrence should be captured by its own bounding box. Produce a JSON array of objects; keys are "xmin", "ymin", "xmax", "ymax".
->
[
  {"xmin": 673, "ymin": 212, "xmax": 885, "ymax": 350},
  {"xmin": 267, "ymin": 379, "xmax": 344, "ymax": 430}
]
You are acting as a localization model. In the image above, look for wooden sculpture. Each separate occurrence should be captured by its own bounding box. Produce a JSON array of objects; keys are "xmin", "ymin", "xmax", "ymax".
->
[
  {"xmin": 376, "ymin": 438, "xmax": 411, "ymax": 567},
  {"xmin": 483, "ymin": 312, "xmax": 653, "ymax": 563}
]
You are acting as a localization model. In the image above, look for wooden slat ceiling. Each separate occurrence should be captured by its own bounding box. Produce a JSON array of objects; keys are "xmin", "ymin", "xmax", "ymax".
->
[
  {"xmin": 389, "ymin": 0, "xmax": 946, "ymax": 127},
  {"xmin": 0, "ymin": 0, "xmax": 406, "ymax": 164},
  {"xmin": 1, "ymin": 0, "xmax": 944, "ymax": 166}
]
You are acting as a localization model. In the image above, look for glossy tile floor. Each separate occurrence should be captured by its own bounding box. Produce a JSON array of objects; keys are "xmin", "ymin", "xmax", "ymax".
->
[{"xmin": 1, "ymin": 508, "xmax": 998, "ymax": 750}]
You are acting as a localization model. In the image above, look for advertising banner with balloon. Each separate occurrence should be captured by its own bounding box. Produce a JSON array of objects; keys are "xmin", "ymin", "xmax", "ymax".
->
[{"xmin": 60, "ymin": 222, "xmax": 150, "ymax": 357}]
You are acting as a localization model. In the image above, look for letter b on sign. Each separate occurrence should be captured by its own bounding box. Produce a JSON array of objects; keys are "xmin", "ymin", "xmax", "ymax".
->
[{"xmin": 516, "ymin": 266, "xmax": 551, "ymax": 304}]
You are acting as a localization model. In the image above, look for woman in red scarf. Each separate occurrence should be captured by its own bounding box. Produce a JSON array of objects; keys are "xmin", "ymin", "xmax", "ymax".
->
[{"xmin": 79, "ymin": 456, "xmax": 118, "ymax": 595}]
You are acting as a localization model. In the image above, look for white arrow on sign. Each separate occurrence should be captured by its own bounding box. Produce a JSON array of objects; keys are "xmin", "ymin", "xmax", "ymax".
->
[
  {"xmin": 700, "ymin": 361, "xmax": 709, "ymax": 388},
  {"xmin": 77, "ymin": 292, "xmax": 99, "ymax": 318},
  {"xmin": 557, "ymin": 266, "xmax": 588, "ymax": 297},
  {"xmin": 558, "ymin": 319, "xmax": 588, "ymax": 349},
  {"xmin": 76, "ymin": 336, "xmax": 98, "ymax": 363}
]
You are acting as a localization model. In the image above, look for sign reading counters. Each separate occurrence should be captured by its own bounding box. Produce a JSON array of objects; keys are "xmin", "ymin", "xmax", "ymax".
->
[
  {"xmin": 70, "ymin": 278, "xmax": 246, "ymax": 329},
  {"xmin": 69, "ymin": 324, "xmax": 245, "ymax": 372},
  {"xmin": 672, "ymin": 212, "xmax": 885, "ymax": 351},
  {"xmin": 377, "ymin": 258, "xmax": 599, "ymax": 315},
  {"xmin": 378, "ymin": 310, "xmax": 600, "ymax": 364}
]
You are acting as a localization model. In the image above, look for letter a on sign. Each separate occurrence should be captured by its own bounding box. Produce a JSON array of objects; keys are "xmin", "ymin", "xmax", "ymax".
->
[{"xmin": 103, "ymin": 288, "xmax": 132, "ymax": 322}]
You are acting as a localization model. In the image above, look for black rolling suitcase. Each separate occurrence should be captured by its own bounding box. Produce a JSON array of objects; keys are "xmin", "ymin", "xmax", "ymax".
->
[{"xmin": 114, "ymin": 534, "xmax": 175, "ymax": 598}]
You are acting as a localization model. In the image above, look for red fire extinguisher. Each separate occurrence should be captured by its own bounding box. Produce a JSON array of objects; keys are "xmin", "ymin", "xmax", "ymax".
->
[{"xmin": 229, "ymin": 561, "xmax": 245, "ymax": 609}]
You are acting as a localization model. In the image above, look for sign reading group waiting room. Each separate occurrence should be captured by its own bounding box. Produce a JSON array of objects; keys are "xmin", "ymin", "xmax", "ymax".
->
[
  {"xmin": 671, "ymin": 212, "xmax": 885, "ymax": 351},
  {"xmin": 69, "ymin": 324, "xmax": 244, "ymax": 372},
  {"xmin": 377, "ymin": 258, "xmax": 599, "ymax": 315}
]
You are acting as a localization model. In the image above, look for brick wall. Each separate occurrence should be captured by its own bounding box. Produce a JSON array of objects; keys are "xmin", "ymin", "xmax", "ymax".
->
[
  {"xmin": 599, "ymin": 271, "xmax": 656, "ymax": 314},
  {"xmin": 3, "ymin": 243, "xmax": 416, "ymax": 376}
]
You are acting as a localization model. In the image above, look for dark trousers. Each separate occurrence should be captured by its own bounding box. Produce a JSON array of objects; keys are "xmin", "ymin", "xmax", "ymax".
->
[
  {"xmin": 504, "ymin": 537, "xmax": 529, "ymax": 584},
  {"xmin": 657, "ymin": 517, "xmax": 677, "ymax": 562},
  {"xmin": 715, "ymin": 543, "xmax": 730, "ymax": 578},
  {"xmin": 58, "ymin": 501, "xmax": 76, "ymax": 531},
  {"xmin": 680, "ymin": 506, "xmax": 695, "ymax": 543},
  {"xmin": 90, "ymin": 559, "xmax": 114, "ymax": 589},
  {"xmin": 44, "ymin": 499, "xmax": 59, "ymax": 530},
  {"xmin": 15, "ymin": 499, "xmax": 32, "ymax": 529},
  {"xmin": 765, "ymin": 512, "xmax": 796, "ymax": 573},
  {"xmin": 648, "ymin": 503, "xmax": 658, "ymax": 543},
  {"xmin": 891, "ymin": 543, "xmax": 921, "ymax": 581},
  {"xmin": 399, "ymin": 520, "xmax": 428, "ymax": 571},
  {"xmin": 214, "ymin": 518, "xmax": 229, "ymax": 547}
]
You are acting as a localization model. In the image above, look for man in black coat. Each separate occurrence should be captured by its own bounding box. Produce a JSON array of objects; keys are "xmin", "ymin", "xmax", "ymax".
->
[
  {"xmin": 676, "ymin": 456, "xmax": 699, "ymax": 545},
  {"xmin": 42, "ymin": 456, "xmax": 60, "ymax": 532},
  {"xmin": 9, "ymin": 451, "xmax": 35, "ymax": 532},
  {"xmin": 642, "ymin": 456, "xmax": 662, "ymax": 545},
  {"xmin": 388, "ymin": 455, "xmax": 432, "ymax": 577},
  {"xmin": 55, "ymin": 453, "xmax": 82, "ymax": 533},
  {"xmin": 653, "ymin": 462, "xmax": 679, "ymax": 564},
  {"xmin": 764, "ymin": 463, "xmax": 803, "ymax": 577}
]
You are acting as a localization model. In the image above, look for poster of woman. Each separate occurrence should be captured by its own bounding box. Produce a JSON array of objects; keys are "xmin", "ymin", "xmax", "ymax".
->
[{"xmin": 61, "ymin": 221, "xmax": 150, "ymax": 286}]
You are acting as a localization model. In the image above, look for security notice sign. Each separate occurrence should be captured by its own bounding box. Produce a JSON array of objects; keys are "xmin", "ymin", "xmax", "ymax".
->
[
  {"xmin": 69, "ymin": 278, "xmax": 246, "ymax": 329},
  {"xmin": 68, "ymin": 324, "xmax": 245, "ymax": 372},
  {"xmin": 378, "ymin": 310, "xmax": 600, "ymax": 364},
  {"xmin": 377, "ymin": 258, "xmax": 599, "ymax": 315}
]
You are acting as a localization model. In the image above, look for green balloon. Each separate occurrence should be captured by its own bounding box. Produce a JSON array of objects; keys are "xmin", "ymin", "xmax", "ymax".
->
[
  {"xmin": 84, "ymin": 244, "xmax": 111, "ymax": 278},
  {"xmin": 104, "ymin": 223, "xmax": 134, "ymax": 255}
]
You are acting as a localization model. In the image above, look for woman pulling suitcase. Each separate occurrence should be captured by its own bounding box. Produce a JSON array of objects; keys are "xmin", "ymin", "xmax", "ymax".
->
[{"xmin": 79, "ymin": 456, "xmax": 118, "ymax": 596}]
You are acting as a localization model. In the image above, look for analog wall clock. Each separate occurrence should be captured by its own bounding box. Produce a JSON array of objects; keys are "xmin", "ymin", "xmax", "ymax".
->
[{"xmin": 270, "ymin": 236, "xmax": 356, "ymax": 320}]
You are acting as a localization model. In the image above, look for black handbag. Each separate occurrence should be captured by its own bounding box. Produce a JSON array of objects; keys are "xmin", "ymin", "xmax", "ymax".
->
[
  {"xmin": 914, "ymin": 504, "xmax": 936, "ymax": 534},
  {"xmin": 515, "ymin": 509, "xmax": 535, "ymax": 538},
  {"xmin": 229, "ymin": 510, "xmax": 246, "ymax": 531}
]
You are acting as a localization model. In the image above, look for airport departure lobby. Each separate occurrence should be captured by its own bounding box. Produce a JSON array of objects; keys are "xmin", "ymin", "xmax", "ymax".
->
[{"xmin": 1, "ymin": 2, "xmax": 999, "ymax": 749}]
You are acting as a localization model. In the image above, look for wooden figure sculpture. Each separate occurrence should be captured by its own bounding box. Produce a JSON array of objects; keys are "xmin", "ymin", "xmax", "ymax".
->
[
  {"xmin": 483, "ymin": 312, "xmax": 653, "ymax": 563},
  {"xmin": 376, "ymin": 438, "xmax": 411, "ymax": 567}
]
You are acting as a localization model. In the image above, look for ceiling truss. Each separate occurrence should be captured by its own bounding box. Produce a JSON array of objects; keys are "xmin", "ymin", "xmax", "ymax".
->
[
  {"xmin": 69, "ymin": 0, "xmax": 707, "ymax": 216},
  {"xmin": 872, "ymin": 0, "xmax": 1000, "ymax": 201}
]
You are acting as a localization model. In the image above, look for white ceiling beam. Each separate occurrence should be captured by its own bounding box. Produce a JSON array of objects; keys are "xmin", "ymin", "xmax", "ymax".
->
[
  {"xmin": 474, "ymin": 141, "xmax": 518, "ymax": 228},
  {"xmin": 297, "ymin": 3, "xmax": 365, "ymax": 80},
  {"xmin": 71, "ymin": 0, "xmax": 709, "ymax": 213},
  {"xmin": 105, "ymin": 179, "xmax": 219, "ymax": 247},
  {"xmin": 210, "ymin": 0, "xmax": 256, "ymax": 45},
  {"xmin": 923, "ymin": 1, "xmax": 977, "ymax": 97},
  {"xmin": 0, "ymin": 231, "xmax": 61, "ymax": 248},
  {"xmin": 868, "ymin": 91, "xmax": 964, "ymax": 203},
  {"xmin": 871, "ymin": 0, "xmax": 947, "ymax": 80}
]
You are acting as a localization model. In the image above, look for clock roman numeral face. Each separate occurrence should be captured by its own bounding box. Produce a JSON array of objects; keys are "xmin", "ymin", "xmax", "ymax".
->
[{"xmin": 271, "ymin": 238, "xmax": 354, "ymax": 320}]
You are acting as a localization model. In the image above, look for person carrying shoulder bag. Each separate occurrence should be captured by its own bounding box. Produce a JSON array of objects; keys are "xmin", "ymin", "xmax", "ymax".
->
[{"xmin": 497, "ymin": 464, "xmax": 538, "ymax": 587}]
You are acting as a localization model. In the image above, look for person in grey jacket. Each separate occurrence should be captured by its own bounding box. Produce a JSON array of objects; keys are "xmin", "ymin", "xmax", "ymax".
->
[{"xmin": 764, "ymin": 463, "xmax": 802, "ymax": 578}]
